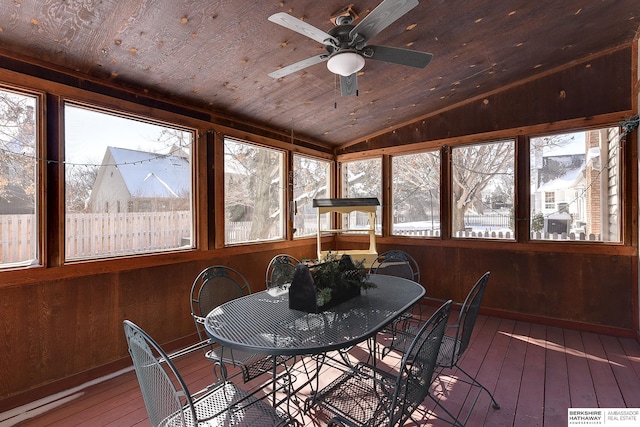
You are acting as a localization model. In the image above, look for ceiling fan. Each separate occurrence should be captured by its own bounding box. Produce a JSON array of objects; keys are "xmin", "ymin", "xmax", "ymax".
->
[{"xmin": 268, "ymin": 0, "xmax": 433, "ymax": 96}]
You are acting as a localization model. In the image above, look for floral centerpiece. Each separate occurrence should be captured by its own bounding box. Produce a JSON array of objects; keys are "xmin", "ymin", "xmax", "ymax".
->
[{"xmin": 289, "ymin": 252, "xmax": 375, "ymax": 313}]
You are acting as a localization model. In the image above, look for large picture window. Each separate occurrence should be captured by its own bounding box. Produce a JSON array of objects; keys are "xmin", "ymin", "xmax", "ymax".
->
[
  {"xmin": 530, "ymin": 127, "xmax": 620, "ymax": 242},
  {"xmin": 224, "ymin": 138, "xmax": 284, "ymax": 244},
  {"xmin": 0, "ymin": 88, "xmax": 39, "ymax": 268},
  {"xmin": 451, "ymin": 140, "xmax": 515, "ymax": 239},
  {"xmin": 64, "ymin": 104, "xmax": 194, "ymax": 260},
  {"xmin": 341, "ymin": 158, "xmax": 382, "ymax": 233},
  {"xmin": 391, "ymin": 151, "xmax": 440, "ymax": 237},
  {"xmin": 292, "ymin": 154, "xmax": 331, "ymax": 238}
]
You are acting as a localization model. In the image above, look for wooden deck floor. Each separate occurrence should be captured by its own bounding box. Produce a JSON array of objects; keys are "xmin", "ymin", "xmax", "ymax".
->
[{"xmin": 3, "ymin": 313, "xmax": 640, "ymax": 426}]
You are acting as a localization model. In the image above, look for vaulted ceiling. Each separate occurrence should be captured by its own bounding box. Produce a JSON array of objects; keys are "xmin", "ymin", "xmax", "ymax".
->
[{"xmin": 0, "ymin": 1, "xmax": 637, "ymax": 147}]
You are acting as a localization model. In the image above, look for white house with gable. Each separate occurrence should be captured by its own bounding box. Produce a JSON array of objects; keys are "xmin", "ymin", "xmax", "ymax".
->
[{"xmin": 89, "ymin": 146, "xmax": 190, "ymax": 213}]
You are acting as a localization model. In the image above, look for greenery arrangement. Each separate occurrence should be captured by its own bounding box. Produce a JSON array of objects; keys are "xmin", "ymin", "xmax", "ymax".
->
[{"xmin": 309, "ymin": 252, "xmax": 375, "ymax": 307}]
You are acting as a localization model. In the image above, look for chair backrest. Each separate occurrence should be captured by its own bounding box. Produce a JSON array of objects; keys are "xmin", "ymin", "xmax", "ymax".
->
[
  {"xmin": 390, "ymin": 299, "xmax": 452, "ymax": 426},
  {"xmin": 453, "ymin": 271, "xmax": 491, "ymax": 361},
  {"xmin": 190, "ymin": 266, "xmax": 251, "ymax": 343},
  {"xmin": 123, "ymin": 320, "xmax": 196, "ymax": 427},
  {"xmin": 265, "ymin": 254, "xmax": 300, "ymax": 289},
  {"xmin": 369, "ymin": 250, "xmax": 420, "ymax": 283}
]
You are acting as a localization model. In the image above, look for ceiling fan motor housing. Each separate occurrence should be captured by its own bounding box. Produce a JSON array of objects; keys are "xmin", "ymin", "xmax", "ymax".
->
[{"xmin": 326, "ymin": 24, "xmax": 358, "ymax": 55}]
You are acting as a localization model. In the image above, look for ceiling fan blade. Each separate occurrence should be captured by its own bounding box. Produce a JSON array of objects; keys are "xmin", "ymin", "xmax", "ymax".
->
[
  {"xmin": 340, "ymin": 73, "xmax": 358, "ymax": 96},
  {"xmin": 268, "ymin": 54, "xmax": 329, "ymax": 79},
  {"xmin": 349, "ymin": 0, "xmax": 419, "ymax": 43},
  {"xmin": 363, "ymin": 45, "xmax": 433, "ymax": 68},
  {"xmin": 268, "ymin": 12, "xmax": 338, "ymax": 46}
]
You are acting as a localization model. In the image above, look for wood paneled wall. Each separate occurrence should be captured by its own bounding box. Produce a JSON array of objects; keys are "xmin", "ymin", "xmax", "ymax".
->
[{"xmin": 376, "ymin": 242, "xmax": 637, "ymax": 331}]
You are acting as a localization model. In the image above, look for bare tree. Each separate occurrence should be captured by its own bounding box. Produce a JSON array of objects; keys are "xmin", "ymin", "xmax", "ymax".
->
[
  {"xmin": 451, "ymin": 141, "xmax": 513, "ymax": 232},
  {"xmin": 224, "ymin": 139, "xmax": 282, "ymax": 241},
  {"xmin": 65, "ymin": 163, "xmax": 99, "ymax": 212},
  {"xmin": 0, "ymin": 90, "xmax": 37, "ymax": 205},
  {"xmin": 392, "ymin": 152, "xmax": 440, "ymax": 222}
]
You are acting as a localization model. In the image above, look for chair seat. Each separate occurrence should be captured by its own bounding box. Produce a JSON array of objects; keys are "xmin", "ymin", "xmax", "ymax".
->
[
  {"xmin": 313, "ymin": 363, "xmax": 399, "ymax": 427},
  {"xmin": 170, "ymin": 382, "xmax": 288, "ymax": 427}
]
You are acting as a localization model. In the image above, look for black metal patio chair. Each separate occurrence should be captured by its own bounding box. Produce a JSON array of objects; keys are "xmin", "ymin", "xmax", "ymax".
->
[
  {"xmin": 369, "ymin": 250, "xmax": 420, "ymax": 284},
  {"xmin": 308, "ymin": 299, "xmax": 453, "ymax": 427},
  {"xmin": 370, "ymin": 250, "xmax": 423, "ymax": 357},
  {"xmin": 382, "ymin": 271, "xmax": 500, "ymax": 425},
  {"xmin": 123, "ymin": 320, "xmax": 291, "ymax": 427},
  {"xmin": 190, "ymin": 265, "xmax": 291, "ymax": 383},
  {"xmin": 265, "ymin": 254, "xmax": 300, "ymax": 289}
]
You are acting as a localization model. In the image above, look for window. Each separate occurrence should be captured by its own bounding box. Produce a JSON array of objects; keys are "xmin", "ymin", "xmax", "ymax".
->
[
  {"xmin": 391, "ymin": 150, "xmax": 440, "ymax": 237},
  {"xmin": 0, "ymin": 88, "xmax": 39, "ymax": 268},
  {"xmin": 341, "ymin": 158, "xmax": 382, "ymax": 233},
  {"xmin": 292, "ymin": 154, "xmax": 331, "ymax": 238},
  {"xmin": 224, "ymin": 138, "xmax": 284, "ymax": 244},
  {"xmin": 64, "ymin": 104, "xmax": 194, "ymax": 260},
  {"xmin": 544, "ymin": 192, "xmax": 555, "ymax": 209},
  {"xmin": 530, "ymin": 127, "xmax": 620, "ymax": 241},
  {"xmin": 451, "ymin": 140, "xmax": 515, "ymax": 239}
]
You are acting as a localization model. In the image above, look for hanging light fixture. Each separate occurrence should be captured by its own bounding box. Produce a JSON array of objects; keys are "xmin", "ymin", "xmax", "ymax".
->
[{"xmin": 326, "ymin": 51, "xmax": 365, "ymax": 77}]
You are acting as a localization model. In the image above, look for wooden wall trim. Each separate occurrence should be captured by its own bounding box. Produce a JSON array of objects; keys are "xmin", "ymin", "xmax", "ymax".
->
[{"xmin": 0, "ymin": 237, "xmax": 318, "ymax": 288}]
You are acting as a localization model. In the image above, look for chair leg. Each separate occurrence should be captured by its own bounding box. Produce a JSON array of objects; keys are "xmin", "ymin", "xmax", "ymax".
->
[
  {"xmin": 455, "ymin": 365, "xmax": 501, "ymax": 409},
  {"xmin": 426, "ymin": 393, "xmax": 466, "ymax": 427}
]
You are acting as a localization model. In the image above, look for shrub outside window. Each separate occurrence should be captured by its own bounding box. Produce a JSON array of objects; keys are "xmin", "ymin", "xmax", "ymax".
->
[
  {"xmin": 391, "ymin": 151, "xmax": 440, "ymax": 237},
  {"xmin": 0, "ymin": 88, "xmax": 39, "ymax": 268},
  {"xmin": 224, "ymin": 138, "xmax": 284, "ymax": 244},
  {"xmin": 293, "ymin": 154, "xmax": 331, "ymax": 238},
  {"xmin": 530, "ymin": 127, "xmax": 620, "ymax": 242},
  {"xmin": 64, "ymin": 104, "xmax": 194, "ymax": 260},
  {"xmin": 340, "ymin": 158, "xmax": 382, "ymax": 233},
  {"xmin": 451, "ymin": 140, "xmax": 515, "ymax": 239}
]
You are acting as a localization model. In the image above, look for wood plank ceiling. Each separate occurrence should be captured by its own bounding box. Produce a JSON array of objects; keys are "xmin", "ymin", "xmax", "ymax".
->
[{"xmin": 0, "ymin": 0, "xmax": 637, "ymax": 147}]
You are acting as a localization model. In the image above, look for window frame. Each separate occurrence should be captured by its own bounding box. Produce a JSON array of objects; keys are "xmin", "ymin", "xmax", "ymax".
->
[
  {"xmin": 0, "ymin": 85, "xmax": 44, "ymax": 270},
  {"xmin": 528, "ymin": 126, "xmax": 623, "ymax": 243},
  {"xmin": 292, "ymin": 152, "xmax": 333, "ymax": 239},
  {"xmin": 450, "ymin": 138, "xmax": 516, "ymax": 241},
  {"xmin": 339, "ymin": 156, "xmax": 383, "ymax": 234},
  {"xmin": 62, "ymin": 100, "xmax": 197, "ymax": 262},
  {"xmin": 222, "ymin": 136, "xmax": 287, "ymax": 246},
  {"xmin": 390, "ymin": 148, "xmax": 441, "ymax": 238}
]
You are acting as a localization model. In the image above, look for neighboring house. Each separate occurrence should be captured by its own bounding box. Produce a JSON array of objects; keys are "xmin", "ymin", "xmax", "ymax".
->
[
  {"xmin": 530, "ymin": 129, "xmax": 619, "ymax": 238},
  {"xmin": 88, "ymin": 146, "xmax": 190, "ymax": 213},
  {"xmin": 535, "ymin": 159, "xmax": 585, "ymax": 234},
  {"xmin": 531, "ymin": 136, "xmax": 587, "ymax": 234}
]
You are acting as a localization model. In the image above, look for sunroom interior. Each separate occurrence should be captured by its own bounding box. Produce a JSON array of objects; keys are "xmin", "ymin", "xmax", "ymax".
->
[{"xmin": 0, "ymin": 0, "xmax": 639, "ymax": 420}]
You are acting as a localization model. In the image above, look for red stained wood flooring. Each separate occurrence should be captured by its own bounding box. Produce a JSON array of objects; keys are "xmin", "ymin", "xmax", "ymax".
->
[{"xmin": 3, "ymin": 312, "xmax": 640, "ymax": 426}]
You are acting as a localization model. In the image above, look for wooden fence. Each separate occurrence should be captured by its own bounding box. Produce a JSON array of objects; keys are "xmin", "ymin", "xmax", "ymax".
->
[
  {"xmin": 0, "ymin": 212, "xmax": 192, "ymax": 264},
  {"xmin": 1, "ymin": 213, "xmax": 603, "ymax": 265},
  {"xmin": 65, "ymin": 211, "xmax": 192, "ymax": 259}
]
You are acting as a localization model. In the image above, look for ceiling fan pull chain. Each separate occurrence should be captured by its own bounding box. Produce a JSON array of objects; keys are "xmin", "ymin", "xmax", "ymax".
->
[{"xmin": 334, "ymin": 74, "xmax": 338, "ymax": 109}]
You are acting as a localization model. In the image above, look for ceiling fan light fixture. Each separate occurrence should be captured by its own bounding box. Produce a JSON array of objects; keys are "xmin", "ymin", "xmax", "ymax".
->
[{"xmin": 327, "ymin": 51, "xmax": 365, "ymax": 76}]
